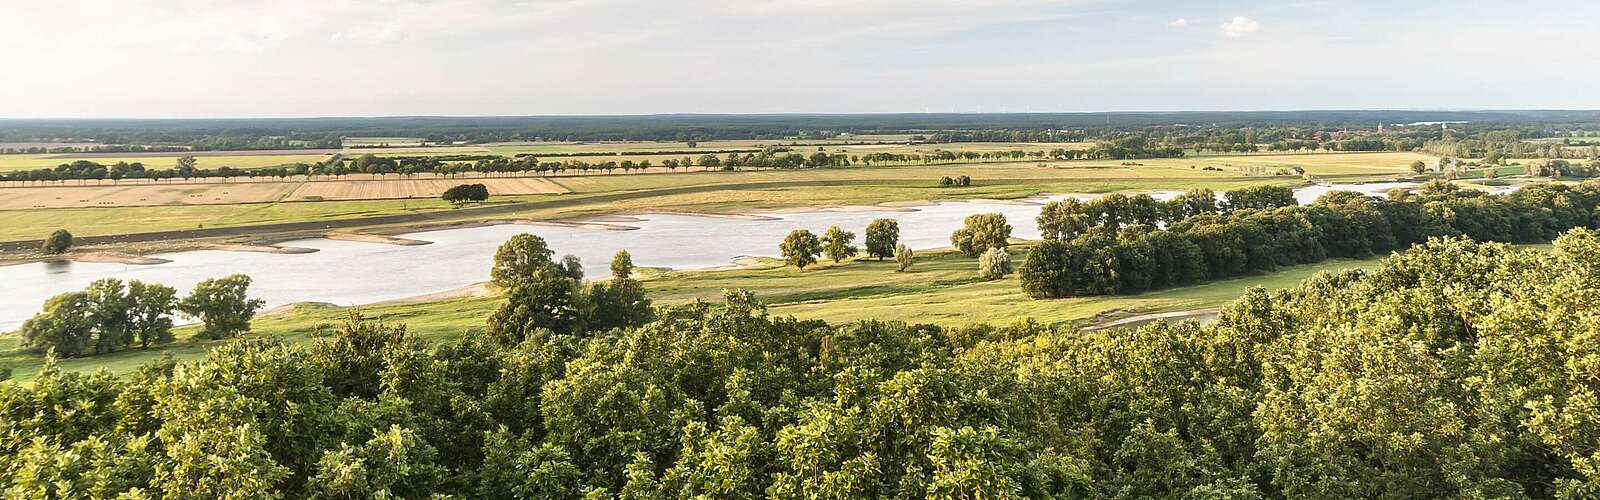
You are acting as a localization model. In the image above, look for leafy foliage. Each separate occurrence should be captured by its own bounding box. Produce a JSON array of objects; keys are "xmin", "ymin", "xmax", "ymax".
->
[
  {"xmin": 1024, "ymin": 180, "xmax": 1600, "ymax": 298},
  {"xmin": 6, "ymin": 230, "xmax": 1600, "ymax": 497},
  {"xmin": 780, "ymin": 229, "xmax": 822, "ymax": 270},
  {"xmin": 441, "ymin": 183, "xmax": 490, "ymax": 206},
  {"xmin": 951, "ymin": 213, "xmax": 1012, "ymax": 257},
  {"xmin": 487, "ymin": 235, "xmax": 653, "ymax": 342},
  {"xmin": 865, "ymin": 218, "xmax": 900, "ymax": 260},
  {"xmin": 820, "ymin": 226, "xmax": 858, "ymax": 263},
  {"xmin": 20, "ymin": 279, "xmax": 180, "ymax": 357},
  {"xmin": 978, "ymin": 247, "xmax": 1012, "ymax": 280},
  {"xmin": 179, "ymin": 274, "xmax": 265, "ymax": 340},
  {"xmin": 42, "ymin": 229, "xmax": 73, "ymax": 255}
]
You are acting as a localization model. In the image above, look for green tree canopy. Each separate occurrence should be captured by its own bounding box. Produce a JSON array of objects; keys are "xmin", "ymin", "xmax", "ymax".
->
[
  {"xmin": 178, "ymin": 274, "xmax": 264, "ymax": 339},
  {"xmin": 864, "ymin": 218, "xmax": 900, "ymax": 260},
  {"xmin": 781, "ymin": 229, "xmax": 822, "ymax": 269},
  {"xmin": 821, "ymin": 225, "xmax": 858, "ymax": 263}
]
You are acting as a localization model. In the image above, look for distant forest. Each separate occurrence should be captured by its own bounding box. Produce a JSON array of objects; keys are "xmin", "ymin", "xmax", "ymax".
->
[{"xmin": 2, "ymin": 110, "xmax": 1599, "ymax": 151}]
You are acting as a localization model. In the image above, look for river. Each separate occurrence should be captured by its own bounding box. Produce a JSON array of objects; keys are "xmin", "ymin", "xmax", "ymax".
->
[{"xmin": 0, "ymin": 181, "xmax": 1471, "ymax": 330}]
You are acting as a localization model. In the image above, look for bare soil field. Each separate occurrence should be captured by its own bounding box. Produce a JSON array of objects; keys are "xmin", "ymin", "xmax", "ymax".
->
[{"xmin": 0, "ymin": 177, "xmax": 567, "ymax": 209}]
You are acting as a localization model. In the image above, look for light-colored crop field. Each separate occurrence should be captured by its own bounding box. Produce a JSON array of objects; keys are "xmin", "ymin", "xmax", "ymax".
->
[
  {"xmin": 0, "ymin": 176, "xmax": 567, "ymax": 209},
  {"xmin": 286, "ymin": 177, "xmax": 566, "ymax": 201},
  {"xmin": 343, "ymin": 137, "xmax": 426, "ymax": 147},
  {"xmin": 0, "ymin": 153, "xmax": 330, "ymax": 172},
  {"xmin": 0, "ymin": 182, "xmax": 303, "ymax": 209}
]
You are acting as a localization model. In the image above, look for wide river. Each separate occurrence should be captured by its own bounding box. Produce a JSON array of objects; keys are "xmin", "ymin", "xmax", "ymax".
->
[{"xmin": 0, "ymin": 182, "xmax": 1448, "ymax": 330}]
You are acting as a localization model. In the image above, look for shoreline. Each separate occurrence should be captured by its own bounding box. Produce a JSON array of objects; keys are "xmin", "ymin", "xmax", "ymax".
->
[{"xmin": 2, "ymin": 179, "xmax": 1436, "ymax": 267}]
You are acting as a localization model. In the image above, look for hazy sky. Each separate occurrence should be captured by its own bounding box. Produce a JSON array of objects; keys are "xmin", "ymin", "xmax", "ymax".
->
[{"xmin": 3, "ymin": 0, "xmax": 1595, "ymax": 118}]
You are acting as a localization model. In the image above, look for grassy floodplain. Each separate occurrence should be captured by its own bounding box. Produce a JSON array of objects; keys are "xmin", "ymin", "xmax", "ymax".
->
[
  {"xmin": 0, "ymin": 242, "xmax": 1389, "ymax": 383},
  {"xmin": 0, "ymin": 151, "xmax": 1431, "ymax": 243}
]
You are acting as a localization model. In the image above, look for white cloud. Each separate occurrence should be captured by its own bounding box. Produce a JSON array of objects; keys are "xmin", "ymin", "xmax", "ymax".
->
[
  {"xmin": 1167, "ymin": 18, "xmax": 1187, "ymax": 28},
  {"xmin": 1220, "ymin": 16, "xmax": 1260, "ymax": 37}
]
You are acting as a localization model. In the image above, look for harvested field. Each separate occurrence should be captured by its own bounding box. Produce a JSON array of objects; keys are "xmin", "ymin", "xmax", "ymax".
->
[
  {"xmin": 0, "ymin": 182, "xmax": 301, "ymax": 209},
  {"xmin": 287, "ymin": 177, "xmax": 565, "ymax": 201},
  {"xmin": 0, "ymin": 177, "xmax": 566, "ymax": 209}
]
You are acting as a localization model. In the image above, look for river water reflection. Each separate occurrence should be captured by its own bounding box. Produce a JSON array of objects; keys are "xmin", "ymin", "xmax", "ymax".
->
[{"xmin": 0, "ymin": 181, "xmax": 1462, "ymax": 330}]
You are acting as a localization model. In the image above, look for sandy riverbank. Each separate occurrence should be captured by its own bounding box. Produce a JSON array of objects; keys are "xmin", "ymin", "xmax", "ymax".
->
[
  {"xmin": 65, "ymin": 251, "xmax": 173, "ymax": 265},
  {"xmin": 209, "ymin": 243, "xmax": 320, "ymax": 254},
  {"xmin": 325, "ymin": 232, "xmax": 433, "ymax": 246}
]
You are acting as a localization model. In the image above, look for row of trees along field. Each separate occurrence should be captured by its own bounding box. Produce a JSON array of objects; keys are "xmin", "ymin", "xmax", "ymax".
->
[
  {"xmin": 1019, "ymin": 180, "xmax": 1600, "ymax": 298},
  {"xmin": 4, "ymin": 229, "xmax": 1600, "ymax": 497},
  {"xmin": 2, "ymin": 146, "xmax": 1101, "ymax": 184},
  {"xmin": 1425, "ymin": 130, "xmax": 1600, "ymax": 160},
  {"xmin": 17, "ymin": 274, "xmax": 265, "ymax": 358}
]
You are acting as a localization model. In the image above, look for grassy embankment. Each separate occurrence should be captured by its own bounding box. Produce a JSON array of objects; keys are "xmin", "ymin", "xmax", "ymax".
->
[{"xmin": 0, "ymin": 242, "xmax": 1389, "ymax": 383}]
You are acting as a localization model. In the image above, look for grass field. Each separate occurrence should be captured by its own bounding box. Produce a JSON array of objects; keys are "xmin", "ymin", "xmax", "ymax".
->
[
  {"xmin": 0, "ymin": 176, "xmax": 568, "ymax": 209},
  {"xmin": 0, "ymin": 243, "xmax": 1387, "ymax": 383},
  {"xmin": 0, "ymin": 152, "xmax": 1427, "ymax": 243},
  {"xmin": 0, "ymin": 197, "xmax": 538, "ymax": 241}
]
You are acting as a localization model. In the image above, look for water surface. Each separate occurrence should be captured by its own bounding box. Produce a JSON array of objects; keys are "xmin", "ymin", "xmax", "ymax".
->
[{"xmin": 0, "ymin": 181, "xmax": 1505, "ymax": 330}]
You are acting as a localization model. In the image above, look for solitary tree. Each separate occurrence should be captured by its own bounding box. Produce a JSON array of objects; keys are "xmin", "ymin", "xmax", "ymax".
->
[
  {"xmin": 864, "ymin": 219, "xmax": 900, "ymax": 260},
  {"xmin": 442, "ymin": 183, "xmax": 490, "ymax": 207},
  {"xmin": 491, "ymin": 234, "xmax": 555, "ymax": 287},
  {"xmin": 979, "ymin": 247, "xmax": 1012, "ymax": 280},
  {"xmin": 611, "ymin": 250, "xmax": 635, "ymax": 279},
  {"xmin": 42, "ymin": 229, "xmax": 73, "ymax": 254},
  {"xmin": 781, "ymin": 229, "xmax": 822, "ymax": 269},
  {"xmin": 951, "ymin": 213, "xmax": 1012, "ymax": 257},
  {"xmin": 179, "ymin": 274, "xmax": 265, "ymax": 340},
  {"xmin": 895, "ymin": 243, "xmax": 914, "ymax": 272},
  {"xmin": 820, "ymin": 226, "xmax": 858, "ymax": 263}
]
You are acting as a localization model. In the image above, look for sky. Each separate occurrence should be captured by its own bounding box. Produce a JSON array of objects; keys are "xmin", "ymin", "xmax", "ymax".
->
[{"xmin": 1, "ymin": 0, "xmax": 1596, "ymax": 118}]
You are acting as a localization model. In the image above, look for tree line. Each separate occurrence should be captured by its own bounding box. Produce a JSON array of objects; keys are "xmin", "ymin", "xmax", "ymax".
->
[
  {"xmin": 779, "ymin": 219, "xmax": 902, "ymax": 270},
  {"xmin": 4, "ymin": 229, "xmax": 1600, "ymax": 496},
  {"xmin": 17, "ymin": 274, "xmax": 265, "ymax": 358},
  {"xmin": 1020, "ymin": 180, "xmax": 1600, "ymax": 298}
]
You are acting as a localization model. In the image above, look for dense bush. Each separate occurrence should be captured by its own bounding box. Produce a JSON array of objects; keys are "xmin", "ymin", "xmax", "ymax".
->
[
  {"xmin": 895, "ymin": 243, "xmax": 913, "ymax": 271},
  {"xmin": 5, "ymin": 232, "xmax": 1600, "ymax": 496},
  {"xmin": 1022, "ymin": 180, "xmax": 1600, "ymax": 298},
  {"xmin": 978, "ymin": 247, "xmax": 1011, "ymax": 280},
  {"xmin": 950, "ymin": 213, "xmax": 1012, "ymax": 257},
  {"xmin": 441, "ymin": 183, "xmax": 489, "ymax": 206},
  {"xmin": 42, "ymin": 229, "xmax": 72, "ymax": 254},
  {"xmin": 486, "ymin": 236, "xmax": 652, "ymax": 342}
]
